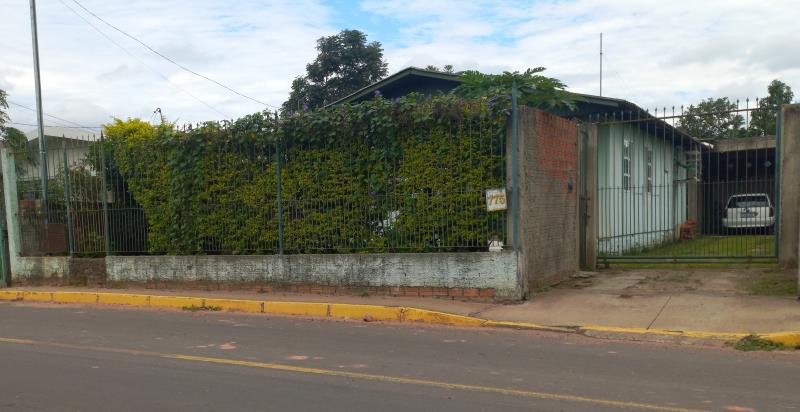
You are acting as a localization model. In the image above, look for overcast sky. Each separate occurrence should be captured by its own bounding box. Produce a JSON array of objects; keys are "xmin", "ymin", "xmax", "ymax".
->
[{"xmin": 1, "ymin": 0, "xmax": 798, "ymax": 132}]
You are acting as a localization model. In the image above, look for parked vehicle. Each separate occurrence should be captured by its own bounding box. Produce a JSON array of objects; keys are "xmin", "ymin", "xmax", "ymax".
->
[{"xmin": 722, "ymin": 193, "xmax": 774, "ymax": 232}]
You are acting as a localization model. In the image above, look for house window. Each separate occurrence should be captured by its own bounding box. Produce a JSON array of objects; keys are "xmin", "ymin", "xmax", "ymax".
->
[
  {"xmin": 646, "ymin": 149, "xmax": 653, "ymax": 193},
  {"xmin": 622, "ymin": 140, "xmax": 631, "ymax": 191}
]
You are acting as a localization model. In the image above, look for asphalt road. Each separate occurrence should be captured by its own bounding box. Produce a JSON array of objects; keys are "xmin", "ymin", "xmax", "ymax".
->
[{"xmin": 0, "ymin": 302, "xmax": 797, "ymax": 412}]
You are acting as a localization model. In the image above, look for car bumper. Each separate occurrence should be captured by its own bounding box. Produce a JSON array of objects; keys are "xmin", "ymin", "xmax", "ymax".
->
[{"xmin": 722, "ymin": 218, "xmax": 775, "ymax": 229}]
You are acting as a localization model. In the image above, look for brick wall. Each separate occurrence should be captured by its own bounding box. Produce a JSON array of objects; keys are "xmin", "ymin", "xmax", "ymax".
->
[{"xmin": 518, "ymin": 108, "xmax": 580, "ymax": 291}]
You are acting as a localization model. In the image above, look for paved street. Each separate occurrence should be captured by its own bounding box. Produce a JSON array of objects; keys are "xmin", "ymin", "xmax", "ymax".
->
[{"xmin": 0, "ymin": 303, "xmax": 797, "ymax": 411}]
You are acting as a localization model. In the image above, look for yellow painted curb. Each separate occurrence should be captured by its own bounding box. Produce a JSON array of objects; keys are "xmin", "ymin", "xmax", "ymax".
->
[
  {"xmin": 97, "ymin": 293, "xmax": 150, "ymax": 306},
  {"xmin": 204, "ymin": 298, "xmax": 263, "ymax": 313},
  {"xmin": 329, "ymin": 304, "xmax": 402, "ymax": 322},
  {"xmin": 52, "ymin": 292, "xmax": 98, "ymax": 305},
  {"xmin": 3, "ymin": 290, "xmax": 799, "ymax": 346}
]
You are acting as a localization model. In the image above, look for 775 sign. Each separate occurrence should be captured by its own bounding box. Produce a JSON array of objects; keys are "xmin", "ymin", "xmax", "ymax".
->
[{"xmin": 485, "ymin": 188, "xmax": 507, "ymax": 212}]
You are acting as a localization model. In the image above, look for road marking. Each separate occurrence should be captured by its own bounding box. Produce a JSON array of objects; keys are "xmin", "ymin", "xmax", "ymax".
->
[{"xmin": 0, "ymin": 336, "xmax": 708, "ymax": 412}]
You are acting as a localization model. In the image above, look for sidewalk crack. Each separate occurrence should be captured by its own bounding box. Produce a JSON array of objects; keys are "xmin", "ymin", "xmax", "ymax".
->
[{"xmin": 646, "ymin": 295, "xmax": 672, "ymax": 330}]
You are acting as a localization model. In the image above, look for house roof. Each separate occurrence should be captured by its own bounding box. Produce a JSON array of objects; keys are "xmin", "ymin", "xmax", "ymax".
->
[
  {"xmin": 326, "ymin": 66, "xmax": 697, "ymax": 148},
  {"xmin": 25, "ymin": 126, "xmax": 98, "ymax": 142},
  {"xmin": 326, "ymin": 67, "xmax": 462, "ymax": 107}
]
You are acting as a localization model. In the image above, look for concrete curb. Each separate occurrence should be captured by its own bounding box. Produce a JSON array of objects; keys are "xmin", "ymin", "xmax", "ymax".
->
[{"xmin": 2, "ymin": 290, "xmax": 798, "ymax": 347}]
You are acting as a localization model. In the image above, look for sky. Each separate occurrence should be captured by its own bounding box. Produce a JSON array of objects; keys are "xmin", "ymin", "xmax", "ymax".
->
[{"xmin": 1, "ymin": 0, "xmax": 798, "ymax": 133}]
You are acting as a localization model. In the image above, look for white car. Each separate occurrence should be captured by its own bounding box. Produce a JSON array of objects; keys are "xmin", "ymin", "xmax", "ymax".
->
[{"xmin": 722, "ymin": 193, "xmax": 775, "ymax": 231}]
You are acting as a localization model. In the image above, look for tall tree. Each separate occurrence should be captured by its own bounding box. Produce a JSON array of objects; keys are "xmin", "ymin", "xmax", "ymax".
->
[
  {"xmin": 677, "ymin": 97, "xmax": 745, "ymax": 139},
  {"xmin": 0, "ymin": 89, "xmax": 8, "ymax": 130},
  {"xmin": 282, "ymin": 30, "xmax": 388, "ymax": 113},
  {"xmin": 749, "ymin": 79, "xmax": 794, "ymax": 136}
]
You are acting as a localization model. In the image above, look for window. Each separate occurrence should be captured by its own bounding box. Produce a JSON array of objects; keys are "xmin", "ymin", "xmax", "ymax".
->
[
  {"xmin": 646, "ymin": 149, "xmax": 653, "ymax": 193},
  {"xmin": 622, "ymin": 140, "xmax": 631, "ymax": 191}
]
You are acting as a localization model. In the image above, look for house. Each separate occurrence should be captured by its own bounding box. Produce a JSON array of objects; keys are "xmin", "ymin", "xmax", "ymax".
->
[
  {"xmin": 329, "ymin": 67, "xmax": 700, "ymax": 256},
  {"xmin": 20, "ymin": 126, "xmax": 95, "ymax": 185}
]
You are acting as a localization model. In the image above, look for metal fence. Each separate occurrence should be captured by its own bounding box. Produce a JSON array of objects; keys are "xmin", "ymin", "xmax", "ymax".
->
[
  {"xmin": 591, "ymin": 99, "xmax": 780, "ymax": 263},
  {"xmin": 6, "ymin": 102, "xmax": 508, "ymax": 256}
]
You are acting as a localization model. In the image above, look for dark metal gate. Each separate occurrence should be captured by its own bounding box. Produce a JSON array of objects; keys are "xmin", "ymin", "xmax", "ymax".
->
[{"xmin": 593, "ymin": 102, "xmax": 780, "ymax": 264}]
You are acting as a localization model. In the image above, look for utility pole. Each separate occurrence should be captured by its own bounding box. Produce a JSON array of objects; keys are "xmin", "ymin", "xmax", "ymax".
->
[
  {"xmin": 599, "ymin": 33, "xmax": 603, "ymax": 97},
  {"xmin": 29, "ymin": 0, "xmax": 49, "ymax": 223}
]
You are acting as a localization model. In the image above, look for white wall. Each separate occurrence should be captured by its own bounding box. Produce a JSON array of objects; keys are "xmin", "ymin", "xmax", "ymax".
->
[{"xmin": 597, "ymin": 123, "xmax": 689, "ymax": 255}]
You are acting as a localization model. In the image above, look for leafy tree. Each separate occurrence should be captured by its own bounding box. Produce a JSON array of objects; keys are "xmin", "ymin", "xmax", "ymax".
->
[
  {"xmin": 749, "ymin": 79, "xmax": 794, "ymax": 136},
  {"xmin": 282, "ymin": 30, "xmax": 388, "ymax": 113},
  {"xmin": 424, "ymin": 65, "xmax": 455, "ymax": 74},
  {"xmin": 452, "ymin": 67, "xmax": 574, "ymax": 111},
  {"xmin": 2, "ymin": 127, "xmax": 38, "ymax": 176},
  {"xmin": 0, "ymin": 90, "xmax": 8, "ymax": 130},
  {"xmin": 677, "ymin": 97, "xmax": 745, "ymax": 139}
]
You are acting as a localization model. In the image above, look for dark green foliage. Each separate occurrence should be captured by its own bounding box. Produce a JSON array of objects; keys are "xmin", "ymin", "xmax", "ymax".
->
[
  {"xmin": 104, "ymin": 95, "xmax": 507, "ymax": 255},
  {"xmin": 677, "ymin": 98, "xmax": 745, "ymax": 139},
  {"xmin": 0, "ymin": 89, "xmax": 8, "ymax": 129},
  {"xmin": 749, "ymin": 79, "xmax": 794, "ymax": 136},
  {"xmin": 282, "ymin": 30, "xmax": 388, "ymax": 113},
  {"xmin": 452, "ymin": 68, "xmax": 574, "ymax": 111}
]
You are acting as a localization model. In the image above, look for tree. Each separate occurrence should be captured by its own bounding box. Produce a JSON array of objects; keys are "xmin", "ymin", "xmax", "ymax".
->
[
  {"xmin": 424, "ymin": 65, "xmax": 455, "ymax": 74},
  {"xmin": 677, "ymin": 97, "xmax": 745, "ymax": 139},
  {"xmin": 749, "ymin": 79, "xmax": 794, "ymax": 136},
  {"xmin": 0, "ymin": 89, "xmax": 8, "ymax": 130},
  {"xmin": 452, "ymin": 67, "xmax": 574, "ymax": 111},
  {"xmin": 282, "ymin": 30, "xmax": 388, "ymax": 113}
]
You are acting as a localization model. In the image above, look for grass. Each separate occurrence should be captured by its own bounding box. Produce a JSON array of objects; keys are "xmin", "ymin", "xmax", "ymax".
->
[
  {"xmin": 742, "ymin": 270, "xmax": 798, "ymax": 296},
  {"xmin": 604, "ymin": 235, "xmax": 778, "ymax": 269},
  {"xmin": 182, "ymin": 305, "xmax": 222, "ymax": 312},
  {"xmin": 732, "ymin": 334, "xmax": 788, "ymax": 351},
  {"xmin": 632, "ymin": 235, "xmax": 775, "ymax": 257}
]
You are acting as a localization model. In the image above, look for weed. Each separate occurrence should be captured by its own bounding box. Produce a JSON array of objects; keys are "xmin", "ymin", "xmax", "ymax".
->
[
  {"xmin": 733, "ymin": 334, "xmax": 784, "ymax": 351},
  {"xmin": 182, "ymin": 305, "xmax": 222, "ymax": 312}
]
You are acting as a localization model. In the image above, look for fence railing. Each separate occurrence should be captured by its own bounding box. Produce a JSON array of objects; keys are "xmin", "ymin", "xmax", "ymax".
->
[{"xmin": 5, "ymin": 98, "xmax": 509, "ymax": 256}]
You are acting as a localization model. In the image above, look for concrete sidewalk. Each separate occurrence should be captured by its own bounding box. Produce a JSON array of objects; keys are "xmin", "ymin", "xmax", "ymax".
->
[{"xmin": 10, "ymin": 268, "xmax": 800, "ymax": 335}]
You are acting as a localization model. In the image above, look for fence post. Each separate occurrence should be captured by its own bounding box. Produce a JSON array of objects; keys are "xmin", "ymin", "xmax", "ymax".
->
[
  {"xmin": 1, "ymin": 145, "xmax": 22, "ymax": 280},
  {"xmin": 62, "ymin": 136, "xmax": 74, "ymax": 255},
  {"xmin": 511, "ymin": 79, "xmax": 520, "ymax": 250},
  {"xmin": 274, "ymin": 111, "xmax": 284, "ymax": 254},
  {"xmin": 99, "ymin": 132, "xmax": 111, "ymax": 255}
]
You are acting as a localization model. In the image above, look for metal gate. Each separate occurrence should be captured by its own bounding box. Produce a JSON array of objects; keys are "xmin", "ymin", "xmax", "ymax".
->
[{"xmin": 594, "ymin": 102, "xmax": 780, "ymax": 264}]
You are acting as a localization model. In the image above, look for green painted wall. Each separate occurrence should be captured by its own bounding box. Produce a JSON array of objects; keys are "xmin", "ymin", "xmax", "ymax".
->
[{"xmin": 597, "ymin": 123, "xmax": 688, "ymax": 255}]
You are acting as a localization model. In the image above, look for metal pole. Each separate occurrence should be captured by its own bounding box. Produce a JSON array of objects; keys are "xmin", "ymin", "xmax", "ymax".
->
[
  {"xmin": 511, "ymin": 79, "xmax": 520, "ymax": 250},
  {"xmin": 99, "ymin": 132, "xmax": 111, "ymax": 255},
  {"xmin": 29, "ymin": 0, "xmax": 49, "ymax": 223},
  {"xmin": 274, "ymin": 111, "xmax": 284, "ymax": 254},
  {"xmin": 599, "ymin": 33, "xmax": 603, "ymax": 97},
  {"xmin": 62, "ymin": 136, "xmax": 74, "ymax": 255}
]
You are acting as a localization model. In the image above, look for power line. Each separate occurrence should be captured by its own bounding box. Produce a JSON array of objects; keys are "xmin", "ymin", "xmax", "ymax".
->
[
  {"xmin": 7, "ymin": 121, "xmax": 101, "ymax": 129},
  {"xmin": 57, "ymin": 0, "xmax": 230, "ymax": 119},
  {"xmin": 9, "ymin": 100, "xmax": 101, "ymax": 130},
  {"xmin": 70, "ymin": 0, "xmax": 280, "ymax": 110}
]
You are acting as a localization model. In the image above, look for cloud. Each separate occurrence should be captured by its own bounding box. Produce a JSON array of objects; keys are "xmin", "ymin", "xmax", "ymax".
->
[{"xmin": 1, "ymin": 0, "xmax": 798, "ymax": 131}]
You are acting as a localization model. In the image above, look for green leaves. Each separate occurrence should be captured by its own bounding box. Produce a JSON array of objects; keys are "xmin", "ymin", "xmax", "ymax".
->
[
  {"xmin": 103, "ymin": 95, "xmax": 507, "ymax": 254},
  {"xmin": 452, "ymin": 67, "xmax": 575, "ymax": 112}
]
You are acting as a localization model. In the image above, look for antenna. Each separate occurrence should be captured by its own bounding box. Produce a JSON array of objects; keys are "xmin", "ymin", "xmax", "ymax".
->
[{"xmin": 599, "ymin": 32, "xmax": 603, "ymax": 97}]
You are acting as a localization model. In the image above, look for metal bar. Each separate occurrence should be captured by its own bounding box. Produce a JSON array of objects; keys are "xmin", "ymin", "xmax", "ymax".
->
[
  {"xmin": 99, "ymin": 132, "xmax": 111, "ymax": 255},
  {"xmin": 274, "ymin": 112, "xmax": 284, "ymax": 255},
  {"xmin": 62, "ymin": 136, "xmax": 74, "ymax": 255},
  {"xmin": 774, "ymin": 108, "xmax": 782, "ymax": 258},
  {"xmin": 510, "ymin": 79, "xmax": 520, "ymax": 250}
]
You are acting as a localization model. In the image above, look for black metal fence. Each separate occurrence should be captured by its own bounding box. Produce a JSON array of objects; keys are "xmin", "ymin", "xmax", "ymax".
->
[
  {"xmin": 591, "ymin": 99, "xmax": 780, "ymax": 263},
  {"xmin": 7, "ymin": 102, "xmax": 508, "ymax": 256}
]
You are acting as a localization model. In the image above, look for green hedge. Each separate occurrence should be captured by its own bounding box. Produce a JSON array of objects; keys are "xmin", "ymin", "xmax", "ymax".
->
[{"xmin": 104, "ymin": 95, "xmax": 508, "ymax": 254}]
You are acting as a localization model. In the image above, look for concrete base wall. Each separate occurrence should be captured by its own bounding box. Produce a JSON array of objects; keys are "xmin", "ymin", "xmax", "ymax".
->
[
  {"xmin": 10, "ymin": 252, "xmax": 521, "ymax": 300},
  {"xmin": 779, "ymin": 104, "xmax": 800, "ymax": 269}
]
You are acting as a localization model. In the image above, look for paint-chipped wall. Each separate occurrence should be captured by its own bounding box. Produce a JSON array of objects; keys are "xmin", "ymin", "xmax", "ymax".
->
[
  {"xmin": 518, "ymin": 108, "xmax": 580, "ymax": 291},
  {"xmin": 105, "ymin": 252, "xmax": 521, "ymax": 299}
]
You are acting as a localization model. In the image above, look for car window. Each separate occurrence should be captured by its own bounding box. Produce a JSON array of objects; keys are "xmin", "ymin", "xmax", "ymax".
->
[{"xmin": 727, "ymin": 195, "xmax": 769, "ymax": 208}]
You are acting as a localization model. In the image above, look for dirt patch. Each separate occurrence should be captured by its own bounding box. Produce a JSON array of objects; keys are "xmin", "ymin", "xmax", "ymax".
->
[{"xmin": 738, "ymin": 269, "xmax": 798, "ymax": 296}]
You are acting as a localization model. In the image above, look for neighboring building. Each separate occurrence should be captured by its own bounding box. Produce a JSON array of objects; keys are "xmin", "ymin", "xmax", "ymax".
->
[
  {"xmin": 329, "ymin": 66, "xmax": 700, "ymax": 255},
  {"xmin": 20, "ymin": 127, "xmax": 95, "ymax": 183}
]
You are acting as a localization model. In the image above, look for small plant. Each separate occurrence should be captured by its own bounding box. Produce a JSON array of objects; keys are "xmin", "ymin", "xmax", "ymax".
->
[
  {"xmin": 182, "ymin": 305, "xmax": 222, "ymax": 312},
  {"xmin": 733, "ymin": 334, "xmax": 784, "ymax": 351}
]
